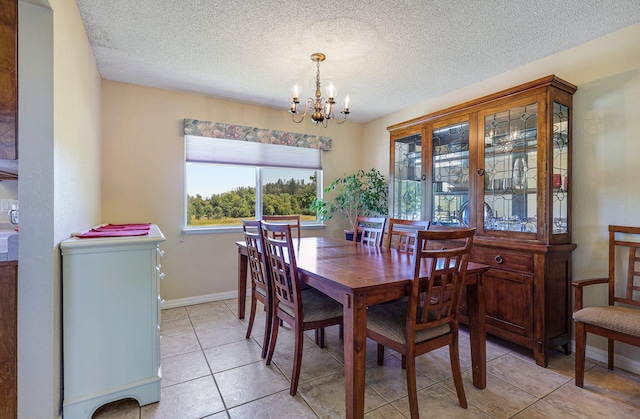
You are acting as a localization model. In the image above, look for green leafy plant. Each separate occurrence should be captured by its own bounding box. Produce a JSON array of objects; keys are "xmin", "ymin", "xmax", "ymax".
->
[{"xmin": 310, "ymin": 168, "xmax": 388, "ymax": 232}]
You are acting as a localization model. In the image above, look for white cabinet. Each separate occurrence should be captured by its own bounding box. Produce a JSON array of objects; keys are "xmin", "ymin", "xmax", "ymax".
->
[{"xmin": 61, "ymin": 225, "xmax": 166, "ymax": 418}]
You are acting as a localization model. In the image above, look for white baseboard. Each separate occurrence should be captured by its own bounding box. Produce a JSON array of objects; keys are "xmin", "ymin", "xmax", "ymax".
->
[
  {"xmin": 572, "ymin": 340, "xmax": 640, "ymax": 375},
  {"xmin": 162, "ymin": 290, "xmax": 248, "ymax": 310}
]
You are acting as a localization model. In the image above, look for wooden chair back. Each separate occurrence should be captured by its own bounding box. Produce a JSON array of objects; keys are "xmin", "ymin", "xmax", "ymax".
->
[
  {"xmin": 261, "ymin": 222, "xmax": 300, "ymax": 316},
  {"xmin": 354, "ymin": 216, "xmax": 386, "ymax": 246},
  {"xmin": 386, "ymin": 219, "xmax": 431, "ymax": 252},
  {"xmin": 242, "ymin": 219, "xmax": 269, "ymax": 293},
  {"xmin": 262, "ymin": 215, "xmax": 301, "ymax": 239},
  {"xmin": 410, "ymin": 228, "xmax": 475, "ymax": 330},
  {"xmin": 609, "ymin": 225, "xmax": 640, "ymax": 307}
]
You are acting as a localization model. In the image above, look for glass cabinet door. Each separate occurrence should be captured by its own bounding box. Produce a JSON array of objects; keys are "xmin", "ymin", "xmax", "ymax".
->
[
  {"xmin": 392, "ymin": 132, "xmax": 422, "ymax": 220},
  {"xmin": 482, "ymin": 102, "xmax": 538, "ymax": 234},
  {"xmin": 552, "ymin": 102, "xmax": 570, "ymax": 235},
  {"xmin": 431, "ymin": 121, "xmax": 470, "ymax": 226}
]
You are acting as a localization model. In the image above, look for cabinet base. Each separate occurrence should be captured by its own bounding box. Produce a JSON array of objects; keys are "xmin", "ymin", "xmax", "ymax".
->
[{"xmin": 63, "ymin": 376, "xmax": 160, "ymax": 419}]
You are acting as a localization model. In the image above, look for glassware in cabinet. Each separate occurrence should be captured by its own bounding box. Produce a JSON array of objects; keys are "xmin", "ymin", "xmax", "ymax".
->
[
  {"xmin": 431, "ymin": 121, "xmax": 470, "ymax": 227},
  {"xmin": 482, "ymin": 102, "xmax": 538, "ymax": 234},
  {"xmin": 390, "ymin": 131, "xmax": 423, "ymax": 220}
]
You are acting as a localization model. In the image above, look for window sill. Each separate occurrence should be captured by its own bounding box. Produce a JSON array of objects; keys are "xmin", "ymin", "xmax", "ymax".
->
[{"xmin": 182, "ymin": 223, "xmax": 326, "ymax": 235}]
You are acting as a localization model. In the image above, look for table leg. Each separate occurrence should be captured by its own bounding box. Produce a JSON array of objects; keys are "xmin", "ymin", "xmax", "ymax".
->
[
  {"xmin": 466, "ymin": 273, "xmax": 486, "ymax": 389},
  {"xmin": 237, "ymin": 249, "xmax": 248, "ymax": 319},
  {"xmin": 343, "ymin": 293, "xmax": 367, "ymax": 419}
]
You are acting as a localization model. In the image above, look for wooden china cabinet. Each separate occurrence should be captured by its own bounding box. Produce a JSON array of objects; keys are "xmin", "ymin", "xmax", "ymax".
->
[{"xmin": 388, "ymin": 75, "xmax": 576, "ymax": 367}]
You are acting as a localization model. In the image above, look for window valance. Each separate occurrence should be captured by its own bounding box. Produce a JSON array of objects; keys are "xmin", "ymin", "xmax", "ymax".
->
[{"xmin": 183, "ymin": 119, "xmax": 332, "ymax": 151}]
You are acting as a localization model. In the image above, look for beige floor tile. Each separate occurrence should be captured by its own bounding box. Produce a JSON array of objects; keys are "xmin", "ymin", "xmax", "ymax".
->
[
  {"xmin": 203, "ymin": 338, "xmax": 264, "ymax": 374},
  {"xmin": 159, "ymin": 317, "xmax": 193, "ymax": 337},
  {"xmin": 391, "ymin": 383, "xmax": 491, "ymax": 418},
  {"xmin": 214, "ymin": 361, "xmax": 290, "ymax": 408},
  {"xmin": 364, "ymin": 404, "xmax": 407, "ymax": 418},
  {"xmin": 271, "ymin": 344, "xmax": 344, "ymax": 385},
  {"xmin": 412, "ymin": 346, "xmax": 472, "ymax": 382},
  {"xmin": 543, "ymin": 380, "xmax": 640, "ymax": 418},
  {"xmin": 141, "ymin": 376, "xmax": 225, "ymax": 419},
  {"xmin": 160, "ymin": 306, "xmax": 188, "ymax": 322},
  {"xmin": 579, "ymin": 364, "xmax": 640, "ymax": 408},
  {"xmin": 160, "ymin": 330, "xmax": 201, "ymax": 358},
  {"xmin": 194, "ymin": 317, "xmax": 249, "ymax": 349},
  {"xmin": 92, "ymin": 398, "xmax": 140, "ymax": 419},
  {"xmin": 297, "ymin": 372, "xmax": 387, "ymax": 419},
  {"xmin": 441, "ymin": 370, "xmax": 538, "ymax": 419},
  {"xmin": 91, "ymin": 299, "xmax": 640, "ymax": 418},
  {"xmin": 486, "ymin": 353, "xmax": 572, "ymax": 397},
  {"xmin": 186, "ymin": 301, "xmax": 236, "ymax": 320},
  {"xmin": 365, "ymin": 355, "xmax": 435, "ymax": 403},
  {"xmin": 511, "ymin": 399, "xmax": 580, "ymax": 418},
  {"xmin": 242, "ymin": 313, "xmax": 268, "ymax": 339},
  {"xmin": 324, "ymin": 337, "xmax": 380, "ymax": 365},
  {"xmin": 266, "ymin": 323, "xmax": 317, "ymax": 353},
  {"xmin": 227, "ymin": 390, "xmax": 319, "ymax": 418},
  {"xmin": 160, "ymin": 350, "xmax": 210, "ymax": 388}
]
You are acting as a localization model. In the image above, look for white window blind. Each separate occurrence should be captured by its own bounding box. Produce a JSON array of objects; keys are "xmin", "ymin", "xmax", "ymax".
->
[{"xmin": 185, "ymin": 135, "xmax": 322, "ymax": 170}]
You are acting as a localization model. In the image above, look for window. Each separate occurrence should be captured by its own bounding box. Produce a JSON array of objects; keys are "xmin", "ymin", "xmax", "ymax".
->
[{"xmin": 185, "ymin": 136, "xmax": 322, "ymax": 228}]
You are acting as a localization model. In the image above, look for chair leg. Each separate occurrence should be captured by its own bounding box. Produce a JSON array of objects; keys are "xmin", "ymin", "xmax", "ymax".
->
[
  {"xmin": 245, "ymin": 293, "xmax": 257, "ymax": 339},
  {"xmin": 449, "ymin": 339, "xmax": 467, "ymax": 409},
  {"xmin": 266, "ymin": 313, "xmax": 280, "ymax": 366},
  {"xmin": 315, "ymin": 328, "xmax": 325, "ymax": 348},
  {"xmin": 575, "ymin": 321, "xmax": 586, "ymax": 388},
  {"xmin": 607, "ymin": 338, "xmax": 614, "ymax": 370},
  {"xmin": 405, "ymin": 354, "xmax": 419, "ymax": 419},
  {"xmin": 261, "ymin": 300, "xmax": 272, "ymax": 359},
  {"xmin": 290, "ymin": 322, "xmax": 304, "ymax": 396},
  {"xmin": 377, "ymin": 343, "xmax": 385, "ymax": 366}
]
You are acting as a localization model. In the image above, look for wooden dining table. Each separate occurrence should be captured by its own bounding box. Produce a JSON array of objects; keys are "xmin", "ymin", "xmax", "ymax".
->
[{"xmin": 236, "ymin": 236, "xmax": 488, "ymax": 419}]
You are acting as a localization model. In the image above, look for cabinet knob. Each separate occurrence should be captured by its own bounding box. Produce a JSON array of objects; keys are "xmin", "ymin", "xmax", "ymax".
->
[
  {"xmin": 156, "ymin": 264, "xmax": 162, "ymax": 272},
  {"xmin": 157, "ymin": 249, "xmax": 165, "ymax": 258},
  {"xmin": 494, "ymin": 255, "xmax": 503, "ymax": 264},
  {"xmin": 421, "ymin": 174, "xmax": 426, "ymax": 181},
  {"xmin": 159, "ymin": 272, "xmax": 165, "ymax": 280},
  {"xmin": 477, "ymin": 168, "xmax": 485, "ymax": 176}
]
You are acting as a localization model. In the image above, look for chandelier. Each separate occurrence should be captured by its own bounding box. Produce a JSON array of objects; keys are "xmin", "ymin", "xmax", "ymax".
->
[{"xmin": 288, "ymin": 53, "xmax": 350, "ymax": 127}]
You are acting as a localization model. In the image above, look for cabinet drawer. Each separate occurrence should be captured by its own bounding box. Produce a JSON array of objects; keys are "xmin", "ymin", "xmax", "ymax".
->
[{"xmin": 471, "ymin": 246, "xmax": 533, "ymax": 273}]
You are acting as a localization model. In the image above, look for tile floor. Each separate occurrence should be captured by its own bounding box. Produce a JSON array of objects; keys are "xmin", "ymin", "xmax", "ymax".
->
[{"xmin": 93, "ymin": 298, "xmax": 640, "ymax": 418}]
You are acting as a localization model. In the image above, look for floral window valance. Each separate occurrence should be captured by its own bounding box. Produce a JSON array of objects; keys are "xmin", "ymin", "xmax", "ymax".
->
[{"xmin": 183, "ymin": 119, "xmax": 332, "ymax": 151}]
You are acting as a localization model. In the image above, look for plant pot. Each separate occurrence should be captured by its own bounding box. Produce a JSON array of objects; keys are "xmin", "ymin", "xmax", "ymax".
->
[{"xmin": 344, "ymin": 230, "xmax": 362, "ymax": 242}]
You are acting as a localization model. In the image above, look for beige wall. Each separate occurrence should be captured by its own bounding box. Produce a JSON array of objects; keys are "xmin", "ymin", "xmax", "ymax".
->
[
  {"xmin": 18, "ymin": 0, "xmax": 102, "ymax": 417},
  {"xmin": 362, "ymin": 23, "xmax": 640, "ymax": 366},
  {"xmin": 100, "ymin": 82, "xmax": 362, "ymax": 301}
]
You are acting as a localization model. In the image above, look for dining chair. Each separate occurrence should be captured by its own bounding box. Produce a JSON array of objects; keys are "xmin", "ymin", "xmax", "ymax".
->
[
  {"xmin": 241, "ymin": 219, "xmax": 272, "ymax": 358},
  {"xmin": 261, "ymin": 215, "xmax": 301, "ymax": 239},
  {"xmin": 261, "ymin": 221, "xmax": 344, "ymax": 396},
  {"xmin": 366, "ymin": 228, "xmax": 475, "ymax": 418},
  {"xmin": 354, "ymin": 216, "xmax": 386, "ymax": 246},
  {"xmin": 386, "ymin": 219, "xmax": 431, "ymax": 252},
  {"xmin": 572, "ymin": 225, "xmax": 640, "ymax": 388}
]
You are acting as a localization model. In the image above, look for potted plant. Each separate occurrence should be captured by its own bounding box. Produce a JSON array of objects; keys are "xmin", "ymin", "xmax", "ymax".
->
[{"xmin": 310, "ymin": 168, "xmax": 388, "ymax": 240}]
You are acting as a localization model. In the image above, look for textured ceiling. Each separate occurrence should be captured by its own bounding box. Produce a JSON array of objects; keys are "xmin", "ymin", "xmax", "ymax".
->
[{"xmin": 76, "ymin": 0, "xmax": 640, "ymax": 123}]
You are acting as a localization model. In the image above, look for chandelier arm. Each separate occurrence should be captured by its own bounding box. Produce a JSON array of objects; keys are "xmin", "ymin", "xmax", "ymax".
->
[{"xmin": 334, "ymin": 110, "xmax": 348, "ymax": 124}]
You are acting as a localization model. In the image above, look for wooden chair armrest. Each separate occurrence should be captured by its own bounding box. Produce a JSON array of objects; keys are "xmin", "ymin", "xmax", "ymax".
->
[
  {"xmin": 572, "ymin": 277, "xmax": 609, "ymax": 312},
  {"xmin": 571, "ymin": 277, "xmax": 609, "ymax": 288}
]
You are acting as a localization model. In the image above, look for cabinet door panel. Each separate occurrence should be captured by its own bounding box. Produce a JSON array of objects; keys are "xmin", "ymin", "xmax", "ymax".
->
[{"xmin": 485, "ymin": 268, "xmax": 533, "ymax": 337}]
